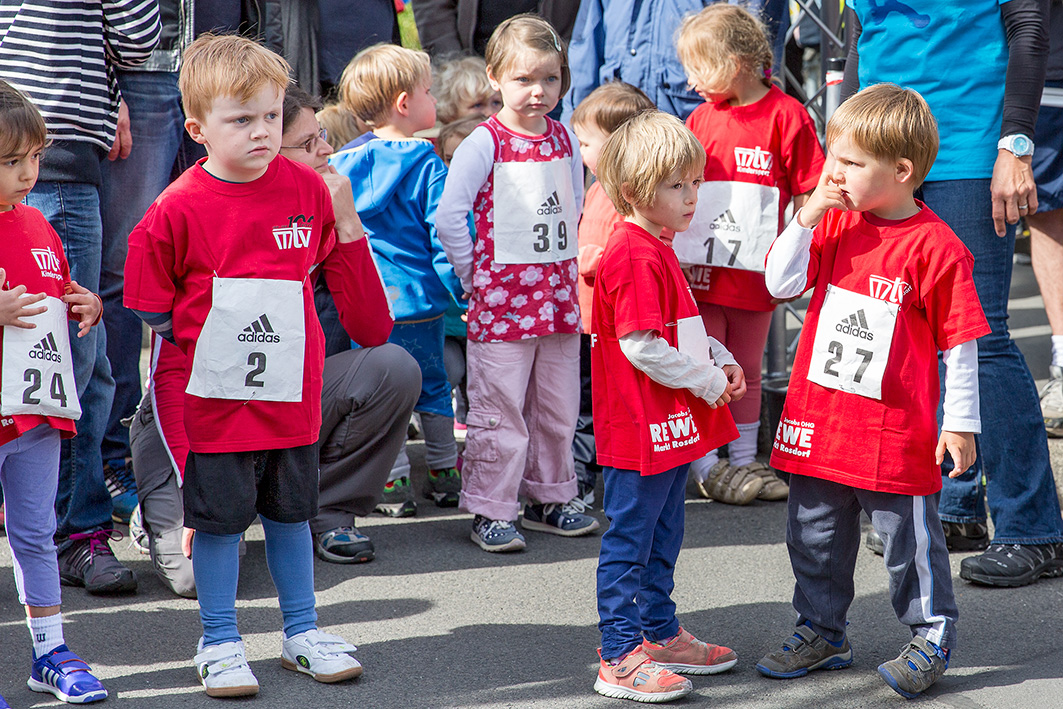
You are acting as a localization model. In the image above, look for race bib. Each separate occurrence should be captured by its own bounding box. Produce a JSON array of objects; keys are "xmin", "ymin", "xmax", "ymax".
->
[
  {"xmin": 1, "ymin": 295, "xmax": 80, "ymax": 419},
  {"xmin": 186, "ymin": 277, "xmax": 306, "ymax": 402},
  {"xmin": 673, "ymin": 181, "xmax": 780, "ymax": 272},
  {"xmin": 492, "ymin": 158, "xmax": 578, "ymax": 264},
  {"xmin": 676, "ymin": 315, "xmax": 712, "ymax": 367},
  {"xmin": 806, "ymin": 284, "xmax": 899, "ymax": 400}
]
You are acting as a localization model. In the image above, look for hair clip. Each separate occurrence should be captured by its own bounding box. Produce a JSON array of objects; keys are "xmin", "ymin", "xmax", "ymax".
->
[
  {"xmin": 763, "ymin": 66, "xmax": 772, "ymax": 80},
  {"xmin": 550, "ymin": 30, "xmax": 561, "ymax": 52}
]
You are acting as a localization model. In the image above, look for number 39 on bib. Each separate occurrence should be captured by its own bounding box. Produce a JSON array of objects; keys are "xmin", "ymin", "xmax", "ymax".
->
[{"xmin": 806, "ymin": 284, "xmax": 898, "ymax": 400}]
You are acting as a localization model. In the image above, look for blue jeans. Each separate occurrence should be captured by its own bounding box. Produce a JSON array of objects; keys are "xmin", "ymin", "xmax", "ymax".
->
[
  {"xmin": 99, "ymin": 71, "xmax": 184, "ymax": 463},
  {"xmin": 24, "ymin": 182, "xmax": 116, "ymax": 545},
  {"xmin": 597, "ymin": 464, "xmax": 688, "ymax": 660},
  {"xmin": 920, "ymin": 179, "xmax": 1063, "ymax": 544}
]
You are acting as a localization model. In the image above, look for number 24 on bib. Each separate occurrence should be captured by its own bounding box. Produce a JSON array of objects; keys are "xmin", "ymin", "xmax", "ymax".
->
[{"xmin": 806, "ymin": 284, "xmax": 898, "ymax": 400}]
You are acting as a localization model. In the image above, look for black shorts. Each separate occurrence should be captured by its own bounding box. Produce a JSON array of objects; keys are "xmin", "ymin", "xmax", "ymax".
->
[{"xmin": 183, "ymin": 443, "xmax": 320, "ymax": 535}]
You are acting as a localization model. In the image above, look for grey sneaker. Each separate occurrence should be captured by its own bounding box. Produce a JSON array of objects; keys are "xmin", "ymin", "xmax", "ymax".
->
[
  {"xmin": 521, "ymin": 499, "xmax": 600, "ymax": 536},
  {"xmin": 424, "ymin": 467, "xmax": 461, "ymax": 508},
  {"xmin": 375, "ymin": 476, "xmax": 416, "ymax": 518},
  {"xmin": 755, "ymin": 624, "xmax": 853, "ymax": 678},
  {"xmin": 314, "ymin": 526, "xmax": 374, "ymax": 564},
  {"xmin": 470, "ymin": 515, "xmax": 525, "ymax": 552},
  {"xmin": 1040, "ymin": 365, "xmax": 1063, "ymax": 437},
  {"xmin": 877, "ymin": 635, "xmax": 949, "ymax": 699}
]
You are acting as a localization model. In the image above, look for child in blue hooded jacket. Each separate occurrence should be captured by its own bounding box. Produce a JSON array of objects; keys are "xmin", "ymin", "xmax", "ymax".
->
[{"xmin": 331, "ymin": 43, "xmax": 466, "ymax": 515}]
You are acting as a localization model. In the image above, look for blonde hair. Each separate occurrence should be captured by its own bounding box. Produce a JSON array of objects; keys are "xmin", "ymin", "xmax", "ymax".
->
[
  {"xmin": 179, "ymin": 34, "xmax": 291, "ymax": 121},
  {"xmin": 338, "ymin": 43, "xmax": 431, "ymax": 128},
  {"xmin": 826, "ymin": 83, "xmax": 939, "ymax": 188},
  {"xmin": 435, "ymin": 56, "xmax": 496, "ymax": 124},
  {"xmin": 676, "ymin": 4, "xmax": 772, "ymax": 92},
  {"xmin": 485, "ymin": 14, "xmax": 570, "ymax": 96},
  {"xmin": 597, "ymin": 111, "xmax": 706, "ymax": 217},
  {"xmin": 0, "ymin": 80, "xmax": 47, "ymax": 158},
  {"xmin": 317, "ymin": 103, "xmax": 366, "ymax": 150},
  {"xmin": 570, "ymin": 81, "xmax": 655, "ymax": 136}
]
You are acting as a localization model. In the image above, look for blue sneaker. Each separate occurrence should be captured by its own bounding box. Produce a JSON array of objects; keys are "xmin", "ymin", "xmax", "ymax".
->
[
  {"xmin": 104, "ymin": 457, "xmax": 138, "ymax": 525},
  {"xmin": 28, "ymin": 645, "xmax": 108, "ymax": 704},
  {"xmin": 877, "ymin": 635, "xmax": 949, "ymax": 699},
  {"xmin": 470, "ymin": 515, "xmax": 526, "ymax": 552},
  {"xmin": 0, "ymin": 692, "xmax": 8, "ymax": 708},
  {"xmin": 521, "ymin": 499, "xmax": 600, "ymax": 537},
  {"xmin": 755, "ymin": 624, "xmax": 853, "ymax": 678}
]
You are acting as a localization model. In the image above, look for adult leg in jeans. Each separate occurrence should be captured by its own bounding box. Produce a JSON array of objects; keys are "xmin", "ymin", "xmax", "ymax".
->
[
  {"xmin": 921, "ymin": 179, "xmax": 1063, "ymax": 584},
  {"xmin": 99, "ymin": 71, "xmax": 183, "ymax": 468},
  {"xmin": 24, "ymin": 181, "xmax": 134, "ymax": 594}
]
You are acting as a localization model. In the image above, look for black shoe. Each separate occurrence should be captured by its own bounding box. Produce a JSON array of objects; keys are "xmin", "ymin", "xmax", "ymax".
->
[
  {"xmin": 865, "ymin": 528, "xmax": 885, "ymax": 556},
  {"xmin": 942, "ymin": 521, "xmax": 989, "ymax": 552},
  {"xmin": 959, "ymin": 542, "xmax": 1063, "ymax": 587},
  {"xmin": 58, "ymin": 530, "xmax": 137, "ymax": 594}
]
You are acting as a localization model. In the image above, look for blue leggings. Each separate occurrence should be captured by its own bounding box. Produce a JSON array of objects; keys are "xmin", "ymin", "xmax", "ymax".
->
[{"xmin": 193, "ymin": 516, "xmax": 317, "ymax": 646}]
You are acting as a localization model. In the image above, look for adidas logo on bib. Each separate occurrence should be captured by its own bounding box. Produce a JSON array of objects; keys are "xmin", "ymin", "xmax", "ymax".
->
[
  {"xmin": 537, "ymin": 191, "xmax": 563, "ymax": 215},
  {"xmin": 29, "ymin": 333, "xmax": 62, "ymax": 362},
  {"xmin": 239, "ymin": 314, "xmax": 281, "ymax": 343},
  {"xmin": 835, "ymin": 310, "xmax": 874, "ymax": 340}
]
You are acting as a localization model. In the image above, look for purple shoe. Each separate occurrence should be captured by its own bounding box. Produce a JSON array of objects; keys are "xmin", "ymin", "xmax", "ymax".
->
[{"xmin": 28, "ymin": 645, "xmax": 108, "ymax": 704}]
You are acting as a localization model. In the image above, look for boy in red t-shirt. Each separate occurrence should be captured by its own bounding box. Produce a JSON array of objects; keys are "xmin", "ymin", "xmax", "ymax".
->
[
  {"xmin": 758, "ymin": 85, "xmax": 990, "ymax": 699},
  {"xmin": 590, "ymin": 110, "xmax": 743, "ymax": 703},
  {"xmin": 569, "ymin": 81, "xmax": 655, "ymax": 505},
  {"xmin": 124, "ymin": 35, "xmax": 366, "ymax": 697}
]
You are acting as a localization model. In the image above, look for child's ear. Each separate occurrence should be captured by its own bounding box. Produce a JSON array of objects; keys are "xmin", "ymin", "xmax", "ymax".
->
[
  {"xmin": 394, "ymin": 91, "xmax": 411, "ymax": 118},
  {"xmin": 485, "ymin": 65, "xmax": 503, "ymax": 93},
  {"xmin": 185, "ymin": 117, "xmax": 207, "ymax": 145},
  {"xmin": 619, "ymin": 182, "xmax": 637, "ymax": 208},
  {"xmin": 895, "ymin": 158, "xmax": 915, "ymax": 185}
]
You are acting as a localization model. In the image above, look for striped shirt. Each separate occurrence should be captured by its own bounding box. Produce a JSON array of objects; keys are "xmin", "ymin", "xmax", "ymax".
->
[{"xmin": 0, "ymin": 0, "xmax": 161, "ymax": 152}]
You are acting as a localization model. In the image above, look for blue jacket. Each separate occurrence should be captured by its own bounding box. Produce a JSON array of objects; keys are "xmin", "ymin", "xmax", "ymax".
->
[
  {"xmin": 330, "ymin": 136, "xmax": 464, "ymax": 322},
  {"xmin": 561, "ymin": 0, "xmax": 784, "ymax": 123}
]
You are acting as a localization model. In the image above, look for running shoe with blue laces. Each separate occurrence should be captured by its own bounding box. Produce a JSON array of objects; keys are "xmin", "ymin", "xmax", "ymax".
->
[{"xmin": 28, "ymin": 645, "xmax": 107, "ymax": 704}]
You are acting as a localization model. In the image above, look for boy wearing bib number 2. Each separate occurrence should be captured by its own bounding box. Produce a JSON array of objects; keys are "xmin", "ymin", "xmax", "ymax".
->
[
  {"xmin": 0, "ymin": 82, "xmax": 107, "ymax": 704},
  {"xmin": 437, "ymin": 15, "xmax": 599, "ymax": 552},
  {"xmin": 674, "ymin": 4, "xmax": 825, "ymax": 505},
  {"xmin": 124, "ymin": 36, "xmax": 365, "ymax": 697},
  {"xmin": 758, "ymin": 85, "xmax": 989, "ymax": 699},
  {"xmin": 590, "ymin": 111, "xmax": 743, "ymax": 703}
]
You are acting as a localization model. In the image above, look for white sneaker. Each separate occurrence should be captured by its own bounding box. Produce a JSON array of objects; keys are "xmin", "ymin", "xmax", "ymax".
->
[
  {"xmin": 193, "ymin": 639, "xmax": 259, "ymax": 697},
  {"xmin": 281, "ymin": 629, "xmax": 363, "ymax": 683}
]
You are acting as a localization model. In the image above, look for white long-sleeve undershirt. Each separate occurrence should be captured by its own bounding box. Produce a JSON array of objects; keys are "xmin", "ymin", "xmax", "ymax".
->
[
  {"xmin": 764, "ymin": 212, "xmax": 981, "ymax": 433},
  {"xmin": 435, "ymin": 124, "xmax": 585, "ymax": 293},
  {"xmin": 618, "ymin": 330, "xmax": 736, "ymax": 403}
]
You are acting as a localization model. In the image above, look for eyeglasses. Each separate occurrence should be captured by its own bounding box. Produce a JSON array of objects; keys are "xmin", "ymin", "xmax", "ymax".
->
[{"xmin": 281, "ymin": 128, "xmax": 328, "ymax": 153}]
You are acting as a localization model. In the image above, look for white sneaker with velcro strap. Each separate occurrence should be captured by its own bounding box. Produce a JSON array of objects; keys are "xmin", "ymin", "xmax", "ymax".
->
[
  {"xmin": 193, "ymin": 639, "xmax": 259, "ymax": 697},
  {"xmin": 281, "ymin": 629, "xmax": 363, "ymax": 683}
]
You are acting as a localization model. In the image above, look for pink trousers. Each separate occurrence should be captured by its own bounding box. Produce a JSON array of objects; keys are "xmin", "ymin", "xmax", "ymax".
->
[
  {"xmin": 460, "ymin": 334, "xmax": 580, "ymax": 521},
  {"xmin": 698, "ymin": 302, "xmax": 773, "ymax": 425}
]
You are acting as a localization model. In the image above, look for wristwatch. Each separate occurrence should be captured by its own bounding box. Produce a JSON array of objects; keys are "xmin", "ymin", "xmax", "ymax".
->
[{"xmin": 997, "ymin": 134, "xmax": 1034, "ymax": 157}]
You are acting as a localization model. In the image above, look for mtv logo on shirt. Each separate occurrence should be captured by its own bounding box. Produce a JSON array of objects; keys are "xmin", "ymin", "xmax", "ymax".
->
[{"xmin": 272, "ymin": 215, "xmax": 313, "ymax": 250}]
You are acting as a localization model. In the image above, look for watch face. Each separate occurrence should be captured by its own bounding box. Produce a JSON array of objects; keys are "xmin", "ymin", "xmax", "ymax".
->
[{"xmin": 1014, "ymin": 136, "xmax": 1032, "ymax": 154}]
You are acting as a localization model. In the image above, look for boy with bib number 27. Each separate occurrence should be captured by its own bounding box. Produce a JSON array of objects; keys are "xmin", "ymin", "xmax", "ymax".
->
[
  {"xmin": 437, "ymin": 15, "xmax": 599, "ymax": 552},
  {"xmin": 0, "ymin": 81, "xmax": 106, "ymax": 706},
  {"xmin": 759, "ymin": 84, "xmax": 989, "ymax": 699},
  {"xmin": 124, "ymin": 36, "xmax": 366, "ymax": 697}
]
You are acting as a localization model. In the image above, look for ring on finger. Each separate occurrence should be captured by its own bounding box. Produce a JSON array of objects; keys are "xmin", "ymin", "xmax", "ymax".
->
[{"xmin": 1019, "ymin": 203, "xmax": 1029, "ymax": 210}]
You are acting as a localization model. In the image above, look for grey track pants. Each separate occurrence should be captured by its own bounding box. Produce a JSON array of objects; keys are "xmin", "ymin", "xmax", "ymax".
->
[{"xmin": 787, "ymin": 474, "xmax": 958, "ymax": 650}]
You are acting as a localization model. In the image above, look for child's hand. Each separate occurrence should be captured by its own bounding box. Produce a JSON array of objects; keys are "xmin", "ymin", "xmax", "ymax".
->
[
  {"xmin": 797, "ymin": 170, "xmax": 847, "ymax": 229},
  {"xmin": 722, "ymin": 364, "xmax": 746, "ymax": 403},
  {"xmin": 0, "ymin": 268, "xmax": 48, "ymax": 329},
  {"xmin": 322, "ymin": 166, "xmax": 366, "ymax": 243},
  {"xmin": 707, "ymin": 376, "xmax": 733, "ymax": 409},
  {"xmin": 937, "ymin": 431, "xmax": 976, "ymax": 477},
  {"xmin": 62, "ymin": 280, "xmax": 102, "ymax": 338},
  {"xmin": 182, "ymin": 527, "xmax": 195, "ymax": 559}
]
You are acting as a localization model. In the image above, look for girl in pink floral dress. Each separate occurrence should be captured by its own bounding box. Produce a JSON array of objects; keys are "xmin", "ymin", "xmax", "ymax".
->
[{"xmin": 436, "ymin": 15, "xmax": 599, "ymax": 552}]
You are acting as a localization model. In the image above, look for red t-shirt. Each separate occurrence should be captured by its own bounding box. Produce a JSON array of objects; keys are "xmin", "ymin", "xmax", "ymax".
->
[
  {"xmin": 124, "ymin": 157, "xmax": 336, "ymax": 453},
  {"xmin": 592, "ymin": 221, "xmax": 738, "ymax": 475},
  {"xmin": 0, "ymin": 205, "xmax": 77, "ymax": 445},
  {"xmin": 769, "ymin": 206, "xmax": 990, "ymax": 495},
  {"xmin": 683, "ymin": 86, "xmax": 824, "ymax": 311}
]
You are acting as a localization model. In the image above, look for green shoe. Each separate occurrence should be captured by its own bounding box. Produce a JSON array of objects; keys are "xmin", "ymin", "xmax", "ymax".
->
[
  {"xmin": 425, "ymin": 467, "xmax": 461, "ymax": 508},
  {"xmin": 375, "ymin": 477, "xmax": 416, "ymax": 518}
]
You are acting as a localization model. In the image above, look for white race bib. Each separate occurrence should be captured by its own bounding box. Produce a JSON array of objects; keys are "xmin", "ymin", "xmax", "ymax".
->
[
  {"xmin": 676, "ymin": 315, "xmax": 712, "ymax": 367},
  {"xmin": 673, "ymin": 181, "xmax": 780, "ymax": 272},
  {"xmin": 186, "ymin": 277, "xmax": 306, "ymax": 402},
  {"xmin": 806, "ymin": 284, "xmax": 899, "ymax": 400},
  {"xmin": 1, "ymin": 295, "xmax": 80, "ymax": 418},
  {"xmin": 492, "ymin": 158, "xmax": 578, "ymax": 264}
]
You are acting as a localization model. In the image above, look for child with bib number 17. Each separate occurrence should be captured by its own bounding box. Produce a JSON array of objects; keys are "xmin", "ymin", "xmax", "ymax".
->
[
  {"xmin": 436, "ymin": 14, "xmax": 599, "ymax": 552},
  {"xmin": 758, "ymin": 84, "xmax": 988, "ymax": 699},
  {"xmin": 673, "ymin": 4, "xmax": 824, "ymax": 504},
  {"xmin": 0, "ymin": 81, "xmax": 106, "ymax": 705}
]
